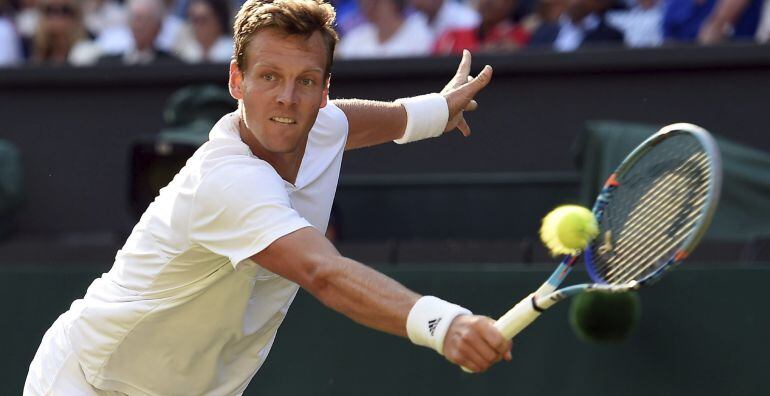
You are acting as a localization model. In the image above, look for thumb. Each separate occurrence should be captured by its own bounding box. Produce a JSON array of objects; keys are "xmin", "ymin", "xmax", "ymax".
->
[{"xmin": 460, "ymin": 65, "xmax": 493, "ymax": 98}]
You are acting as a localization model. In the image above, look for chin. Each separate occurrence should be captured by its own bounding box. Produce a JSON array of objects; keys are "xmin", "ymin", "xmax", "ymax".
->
[{"xmin": 264, "ymin": 140, "xmax": 300, "ymax": 154}]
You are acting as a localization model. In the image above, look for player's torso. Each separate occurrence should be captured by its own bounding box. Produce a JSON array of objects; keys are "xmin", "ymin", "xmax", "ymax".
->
[{"xmin": 65, "ymin": 106, "xmax": 348, "ymax": 395}]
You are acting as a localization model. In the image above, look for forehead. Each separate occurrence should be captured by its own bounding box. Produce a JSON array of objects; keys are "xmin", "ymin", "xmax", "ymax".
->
[{"xmin": 244, "ymin": 28, "xmax": 327, "ymax": 73}]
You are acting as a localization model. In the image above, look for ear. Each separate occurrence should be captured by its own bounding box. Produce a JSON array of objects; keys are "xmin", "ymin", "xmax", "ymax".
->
[
  {"xmin": 228, "ymin": 60, "xmax": 244, "ymax": 100},
  {"xmin": 320, "ymin": 76, "xmax": 330, "ymax": 108}
]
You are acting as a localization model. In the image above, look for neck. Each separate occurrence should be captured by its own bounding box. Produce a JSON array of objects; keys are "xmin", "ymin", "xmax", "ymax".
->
[{"xmin": 238, "ymin": 118, "xmax": 307, "ymax": 185}]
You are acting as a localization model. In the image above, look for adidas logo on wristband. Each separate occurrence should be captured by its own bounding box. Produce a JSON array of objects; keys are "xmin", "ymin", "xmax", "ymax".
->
[{"xmin": 428, "ymin": 318, "xmax": 441, "ymax": 336}]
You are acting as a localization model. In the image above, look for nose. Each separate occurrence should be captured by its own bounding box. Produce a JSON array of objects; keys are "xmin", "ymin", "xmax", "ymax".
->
[{"xmin": 276, "ymin": 82, "xmax": 298, "ymax": 106}]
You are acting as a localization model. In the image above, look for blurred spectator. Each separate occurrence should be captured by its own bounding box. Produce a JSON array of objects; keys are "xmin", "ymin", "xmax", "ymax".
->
[
  {"xmin": 25, "ymin": 0, "xmax": 101, "ymax": 65},
  {"xmin": 606, "ymin": 0, "xmax": 663, "ymax": 47},
  {"xmin": 336, "ymin": 0, "xmax": 433, "ymax": 59},
  {"xmin": 433, "ymin": 0, "xmax": 529, "ymax": 55},
  {"xmin": 96, "ymin": 0, "xmax": 188, "ymax": 56},
  {"xmin": 663, "ymin": 0, "xmax": 763, "ymax": 43},
  {"xmin": 98, "ymin": 0, "xmax": 180, "ymax": 65},
  {"xmin": 0, "ymin": 0, "xmax": 22, "ymax": 66},
  {"xmin": 14, "ymin": 0, "xmax": 40, "ymax": 40},
  {"xmin": 331, "ymin": 0, "xmax": 365, "ymax": 36},
  {"xmin": 757, "ymin": 0, "xmax": 770, "ymax": 41},
  {"xmin": 177, "ymin": 0, "xmax": 232, "ymax": 63},
  {"xmin": 410, "ymin": 0, "xmax": 480, "ymax": 38},
  {"xmin": 520, "ymin": 0, "xmax": 568, "ymax": 34},
  {"xmin": 529, "ymin": 0, "xmax": 624, "ymax": 51},
  {"xmin": 83, "ymin": 0, "xmax": 126, "ymax": 36}
]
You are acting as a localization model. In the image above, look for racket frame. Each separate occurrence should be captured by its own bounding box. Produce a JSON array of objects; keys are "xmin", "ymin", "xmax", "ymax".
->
[{"xmin": 493, "ymin": 123, "xmax": 722, "ymax": 339}]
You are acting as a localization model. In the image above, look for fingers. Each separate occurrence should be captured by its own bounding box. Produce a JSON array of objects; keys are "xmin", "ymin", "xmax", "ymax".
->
[
  {"xmin": 443, "ymin": 315, "xmax": 512, "ymax": 373},
  {"xmin": 477, "ymin": 319, "xmax": 512, "ymax": 361},
  {"xmin": 457, "ymin": 117, "xmax": 471, "ymax": 137},
  {"xmin": 453, "ymin": 49, "xmax": 472, "ymax": 85},
  {"xmin": 464, "ymin": 100, "xmax": 478, "ymax": 112}
]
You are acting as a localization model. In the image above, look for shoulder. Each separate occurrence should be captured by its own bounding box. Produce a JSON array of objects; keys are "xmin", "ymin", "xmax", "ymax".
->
[
  {"xmin": 195, "ymin": 156, "xmax": 288, "ymax": 210},
  {"xmin": 315, "ymin": 101, "xmax": 349, "ymax": 136}
]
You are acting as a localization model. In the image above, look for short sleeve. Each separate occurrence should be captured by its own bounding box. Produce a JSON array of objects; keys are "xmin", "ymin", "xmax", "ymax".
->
[{"xmin": 190, "ymin": 163, "xmax": 312, "ymax": 267}]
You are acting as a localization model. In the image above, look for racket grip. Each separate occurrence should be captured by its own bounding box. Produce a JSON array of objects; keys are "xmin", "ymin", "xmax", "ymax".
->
[
  {"xmin": 494, "ymin": 294, "xmax": 542, "ymax": 339},
  {"xmin": 461, "ymin": 294, "xmax": 542, "ymax": 373}
]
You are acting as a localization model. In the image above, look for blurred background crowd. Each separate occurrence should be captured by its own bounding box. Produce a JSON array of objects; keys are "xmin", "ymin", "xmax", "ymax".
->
[{"xmin": 1, "ymin": 0, "xmax": 770, "ymax": 67}]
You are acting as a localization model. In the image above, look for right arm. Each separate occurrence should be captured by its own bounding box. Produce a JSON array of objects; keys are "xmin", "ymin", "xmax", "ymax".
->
[{"xmin": 251, "ymin": 226, "xmax": 512, "ymax": 372}]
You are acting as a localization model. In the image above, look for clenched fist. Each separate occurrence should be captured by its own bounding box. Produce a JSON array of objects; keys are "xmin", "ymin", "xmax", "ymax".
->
[{"xmin": 442, "ymin": 315, "xmax": 513, "ymax": 372}]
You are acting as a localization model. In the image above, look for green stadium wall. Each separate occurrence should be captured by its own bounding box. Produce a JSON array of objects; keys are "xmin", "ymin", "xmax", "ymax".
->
[{"xmin": 3, "ymin": 264, "xmax": 768, "ymax": 395}]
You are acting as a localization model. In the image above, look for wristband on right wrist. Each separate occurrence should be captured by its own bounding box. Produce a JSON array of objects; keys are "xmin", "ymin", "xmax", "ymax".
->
[{"xmin": 406, "ymin": 296, "xmax": 472, "ymax": 355}]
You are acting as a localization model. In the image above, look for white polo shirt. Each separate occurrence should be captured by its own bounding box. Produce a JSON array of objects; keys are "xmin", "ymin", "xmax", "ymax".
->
[{"xmin": 64, "ymin": 104, "xmax": 348, "ymax": 395}]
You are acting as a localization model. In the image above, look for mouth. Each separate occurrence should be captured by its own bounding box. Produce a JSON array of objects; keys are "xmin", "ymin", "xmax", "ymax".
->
[{"xmin": 270, "ymin": 116, "xmax": 297, "ymax": 125}]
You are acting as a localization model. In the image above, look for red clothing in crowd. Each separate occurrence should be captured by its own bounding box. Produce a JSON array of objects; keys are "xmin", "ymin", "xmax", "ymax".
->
[{"xmin": 433, "ymin": 21, "xmax": 530, "ymax": 55}]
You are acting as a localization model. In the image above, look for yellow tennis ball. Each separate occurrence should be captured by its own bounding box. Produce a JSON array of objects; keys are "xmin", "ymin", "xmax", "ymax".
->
[{"xmin": 540, "ymin": 205, "xmax": 599, "ymax": 256}]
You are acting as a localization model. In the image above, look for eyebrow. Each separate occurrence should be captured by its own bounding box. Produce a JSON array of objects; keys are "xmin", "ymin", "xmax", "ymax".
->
[{"xmin": 252, "ymin": 62, "xmax": 324, "ymax": 75}]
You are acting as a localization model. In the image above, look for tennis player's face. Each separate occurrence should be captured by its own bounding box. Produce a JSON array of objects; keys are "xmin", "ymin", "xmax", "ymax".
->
[{"xmin": 229, "ymin": 28, "xmax": 329, "ymax": 156}]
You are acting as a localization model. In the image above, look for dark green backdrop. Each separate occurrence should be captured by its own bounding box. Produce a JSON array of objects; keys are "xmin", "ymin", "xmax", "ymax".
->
[{"xmin": 4, "ymin": 264, "xmax": 767, "ymax": 395}]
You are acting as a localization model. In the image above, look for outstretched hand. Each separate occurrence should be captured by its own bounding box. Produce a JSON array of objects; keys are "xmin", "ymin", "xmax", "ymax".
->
[
  {"xmin": 441, "ymin": 50, "xmax": 493, "ymax": 136},
  {"xmin": 442, "ymin": 315, "xmax": 512, "ymax": 373}
]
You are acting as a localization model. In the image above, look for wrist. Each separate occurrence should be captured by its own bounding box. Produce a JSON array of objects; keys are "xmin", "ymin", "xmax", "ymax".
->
[
  {"xmin": 406, "ymin": 296, "xmax": 472, "ymax": 355},
  {"xmin": 393, "ymin": 93, "xmax": 449, "ymax": 144}
]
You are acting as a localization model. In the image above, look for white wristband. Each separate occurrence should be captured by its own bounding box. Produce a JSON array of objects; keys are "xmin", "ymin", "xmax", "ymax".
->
[
  {"xmin": 394, "ymin": 93, "xmax": 449, "ymax": 144},
  {"xmin": 406, "ymin": 296, "xmax": 472, "ymax": 355}
]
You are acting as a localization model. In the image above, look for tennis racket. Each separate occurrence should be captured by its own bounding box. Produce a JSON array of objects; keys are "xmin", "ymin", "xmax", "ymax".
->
[{"xmin": 467, "ymin": 123, "xmax": 721, "ymax": 371}]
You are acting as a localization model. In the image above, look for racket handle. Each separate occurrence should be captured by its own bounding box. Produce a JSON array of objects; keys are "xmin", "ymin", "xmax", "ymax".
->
[
  {"xmin": 494, "ymin": 294, "xmax": 542, "ymax": 340},
  {"xmin": 461, "ymin": 294, "xmax": 541, "ymax": 373}
]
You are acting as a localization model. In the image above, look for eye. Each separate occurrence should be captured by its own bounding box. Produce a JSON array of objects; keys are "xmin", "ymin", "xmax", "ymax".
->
[
  {"xmin": 300, "ymin": 78, "xmax": 314, "ymax": 87},
  {"xmin": 262, "ymin": 73, "xmax": 275, "ymax": 82}
]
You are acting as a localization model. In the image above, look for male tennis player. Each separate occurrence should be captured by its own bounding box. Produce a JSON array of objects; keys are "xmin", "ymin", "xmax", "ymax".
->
[{"xmin": 25, "ymin": 1, "xmax": 510, "ymax": 394}]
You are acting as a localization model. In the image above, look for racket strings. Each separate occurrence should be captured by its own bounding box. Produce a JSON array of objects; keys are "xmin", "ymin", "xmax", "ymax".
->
[
  {"xmin": 602, "ymin": 154, "xmax": 709, "ymax": 283},
  {"xmin": 604, "ymin": 157, "xmax": 709, "ymax": 281},
  {"xmin": 592, "ymin": 136, "xmax": 712, "ymax": 285},
  {"xmin": 610, "ymin": 188, "xmax": 707, "ymax": 283},
  {"xmin": 600, "ymin": 172, "xmax": 706, "ymax": 283}
]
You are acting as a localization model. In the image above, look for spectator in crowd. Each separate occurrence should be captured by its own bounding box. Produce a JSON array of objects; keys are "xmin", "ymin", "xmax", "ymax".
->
[
  {"xmin": 331, "ymin": 0, "xmax": 365, "ymax": 36},
  {"xmin": 410, "ymin": 0, "xmax": 480, "ymax": 38},
  {"xmin": 529, "ymin": 0, "xmax": 624, "ymax": 51},
  {"xmin": 756, "ymin": 0, "xmax": 770, "ymax": 41},
  {"xmin": 98, "ymin": 0, "xmax": 180, "ymax": 65},
  {"xmin": 433, "ymin": 0, "xmax": 530, "ymax": 55},
  {"xmin": 177, "ymin": 0, "xmax": 233, "ymax": 62},
  {"xmin": 25, "ymin": 0, "xmax": 101, "ymax": 65},
  {"xmin": 0, "ymin": 0, "xmax": 23, "ymax": 66},
  {"xmin": 336, "ymin": 0, "xmax": 433, "ymax": 59},
  {"xmin": 606, "ymin": 0, "xmax": 663, "ymax": 47},
  {"xmin": 82, "ymin": 0, "xmax": 126, "ymax": 36},
  {"xmin": 663, "ymin": 0, "xmax": 763, "ymax": 43},
  {"xmin": 96, "ymin": 0, "xmax": 188, "ymax": 56},
  {"xmin": 14, "ymin": 0, "xmax": 40, "ymax": 41},
  {"xmin": 520, "ymin": 0, "xmax": 568, "ymax": 35}
]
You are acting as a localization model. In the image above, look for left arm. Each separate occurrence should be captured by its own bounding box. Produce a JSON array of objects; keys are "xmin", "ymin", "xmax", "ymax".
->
[
  {"xmin": 335, "ymin": 50, "xmax": 493, "ymax": 151},
  {"xmin": 334, "ymin": 99, "xmax": 407, "ymax": 150}
]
